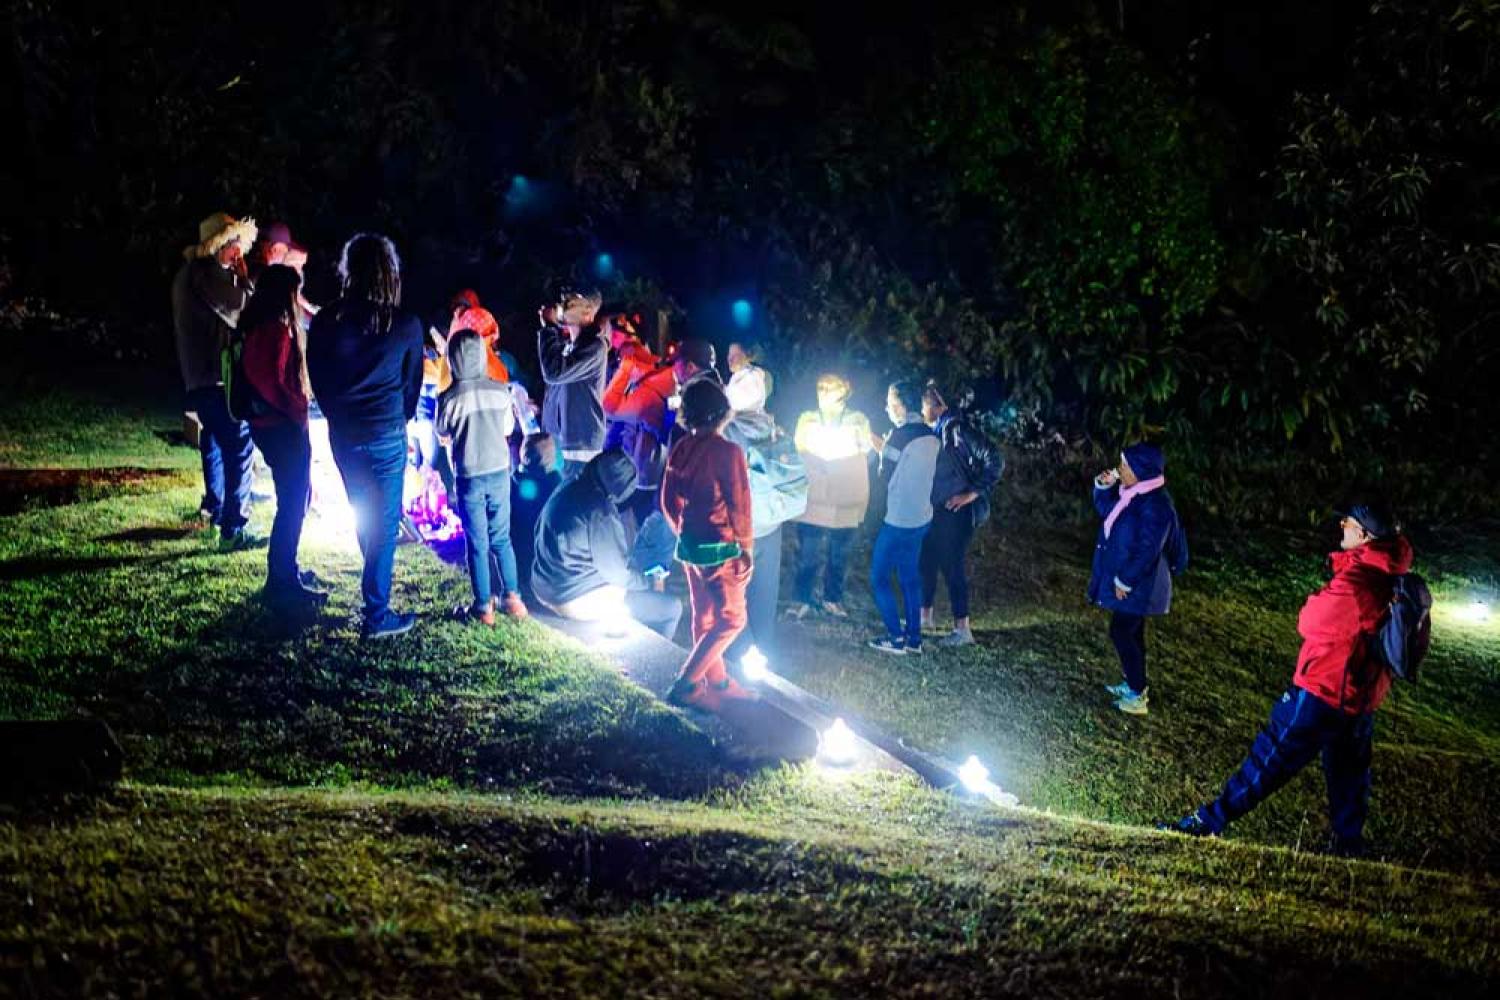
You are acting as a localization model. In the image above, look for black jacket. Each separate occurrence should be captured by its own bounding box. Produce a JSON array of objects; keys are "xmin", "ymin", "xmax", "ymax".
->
[
  {"xmin": 538, "ymin": 323, "xmax": 608, "ymax": 453},
  {"xmin": 531, "ymin": 451, "xmax": 638, "ymax": 608},
  {"xmin": 307, "ymin": 299, "xmax": 424, "ymax": 444},
  {"xmin": 931, "ymin": 413, "xmax": 1004, "ymax": 524}
]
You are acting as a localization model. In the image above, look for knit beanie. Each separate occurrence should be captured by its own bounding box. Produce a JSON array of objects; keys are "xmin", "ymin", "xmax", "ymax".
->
[{"xmin": 1121, "ymin": 442, "xmax": 1165, "ymax": 481}]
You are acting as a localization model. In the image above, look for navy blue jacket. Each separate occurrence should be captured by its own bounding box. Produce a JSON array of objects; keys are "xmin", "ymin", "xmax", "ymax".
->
[
  {"xmin": 538, "ymin": 323, "xmax": 608, "ymax": 453},
  {"xmin": 307, "ymin": 300, "xmax": 424, "ymax": 444},
  {"xmin": 1087, "ymin": 482, "xmax": 1188, "ymax": 616}
]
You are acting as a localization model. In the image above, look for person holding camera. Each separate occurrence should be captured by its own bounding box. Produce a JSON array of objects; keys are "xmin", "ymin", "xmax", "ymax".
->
[
  {"xmin": 537, "ymin": 288, "xmax": 606, "ymax": 480},
  {"xmin": 1088, "ymin": 442, "xmax": 1188, "ymax": 714}
]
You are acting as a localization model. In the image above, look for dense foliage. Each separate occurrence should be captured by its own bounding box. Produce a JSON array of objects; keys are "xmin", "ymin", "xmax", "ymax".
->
[{"xmin": 2, "ymin": 0, "xmax": 1495, "ymax": 463}]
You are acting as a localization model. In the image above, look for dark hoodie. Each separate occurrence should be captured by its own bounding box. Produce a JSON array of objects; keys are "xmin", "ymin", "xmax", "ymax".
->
[
  {"xmin": 436, "ymin": 331, "xmax": 517, "ymax": 479},
  {"xmin": 531, "ymin": 450, "xmax": 639, "ymax": 607}
]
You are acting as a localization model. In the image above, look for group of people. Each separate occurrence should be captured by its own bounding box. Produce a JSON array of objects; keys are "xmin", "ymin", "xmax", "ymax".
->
[{"xmin": 172, "ymin": 212, "xmax": 1414, "ymax": 854}]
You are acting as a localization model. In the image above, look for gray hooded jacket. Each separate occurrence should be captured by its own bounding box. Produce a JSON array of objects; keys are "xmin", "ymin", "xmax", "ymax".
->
[{"xmin": 436, "ymin": 331, "xmax": 517, "ymax": 479}]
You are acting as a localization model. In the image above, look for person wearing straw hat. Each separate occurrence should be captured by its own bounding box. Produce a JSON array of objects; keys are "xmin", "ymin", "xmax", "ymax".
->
[{"xmin": 171, "ymin": 211, "xmax": 260, "ymax": 549}]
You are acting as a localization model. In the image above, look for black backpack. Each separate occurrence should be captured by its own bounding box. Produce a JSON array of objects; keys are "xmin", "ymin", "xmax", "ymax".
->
[
  {"xmin": 221, "ymin": 327, "xmax": 268, "ymax": 424},
  {"xmin": 1373, "ymin": 573, "xmax": 1433, "ymax": 683}
]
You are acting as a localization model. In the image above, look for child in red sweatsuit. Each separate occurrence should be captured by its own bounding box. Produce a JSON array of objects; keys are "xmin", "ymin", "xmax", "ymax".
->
[{"xmin": 660, "ymin": 378, "xmax": 757, "ymax": 710}]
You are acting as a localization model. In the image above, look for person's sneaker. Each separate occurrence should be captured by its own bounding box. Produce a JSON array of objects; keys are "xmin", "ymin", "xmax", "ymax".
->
[
  {"xmin": 905, "ymin": 641, "xmax": 924, "ymax": 656},
  {"xmin": 1103, "ymin": 680, "xmax": 1134, "ymax": 699},
  {"xmin": 712, "ymin": 676, "xmax": 759, "ymax": 703},
  {"xmin": 1115, "ymin": 688, "xmax": 1150, "ymax": 715},
  {"xmin": 218, "ymin": 528, "xmax": 265, "ymax": 552},
  {"xmin": 783, "ymin": 602, "xmax": 812, "ymax": 621},
  {"xmin": 938, "ymin": 627, "xmax": 974, "ymax": 647},
  {"xmin": 262, "ymin": 585, "xmax": 324, "ymax": 615},
  {"xmin": 821, "ymin": 601, "xmax": 849, "ymax": 619},
  {"xmin": 500, "ymin": 593, "xmax": 530, "ymax": 619},
  {"xmin": 362, "ymin": 611, "xmax": 417, "ymax": 640},
  {"xmin": 1156, "ymin": 811, "xmax": 1214, "ymax": 837},
  {"xmin": 667, "ymin": 676, "xmax": 709, "ymax": 708},
  {"xmin": 196, "ymin": 504, "xmax": 219, "ymax": 527},
  {"xmin": 867, "ymin": 636, "xmax": 906, "ymax": 655},
  {"xmin": 299, "ymin": 569, "xmax": 326, "ymax": 588},
  {"xmin": 920, "ymin": 609, "xmax": 935, "ymax": 632}
]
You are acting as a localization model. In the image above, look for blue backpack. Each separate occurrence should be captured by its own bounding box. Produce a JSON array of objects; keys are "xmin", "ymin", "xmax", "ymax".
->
[{"xmin": 1373, "ymin": 573, "xmax": 1433, "ymax": 683}]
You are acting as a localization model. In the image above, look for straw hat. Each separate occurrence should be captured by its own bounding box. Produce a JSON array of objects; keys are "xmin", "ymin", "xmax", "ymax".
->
[{"xmin": 185, "ymin": 212, "xmax": 258, "ymax": 260}]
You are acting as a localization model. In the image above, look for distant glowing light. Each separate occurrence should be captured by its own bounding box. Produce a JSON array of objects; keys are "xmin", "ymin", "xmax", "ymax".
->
[
  {"xmin": 518, "ymin": 478, "xmax": 540, "ymax": 502},
  {"xmin": 595, "ymin": 253, "xmax": 615, "ymax": 278},
  {"xmin": 740, "ymin": 645, "xmax": 770, "ymax": 683},
  {"xmin": 1457, "ymin": 600, "xmax": 1490, "ymax": 623},
  {"xmin": 731, "ymin": 299, "xmax": 753, "ymax": 329},
  {"xmin": 564, "ymin": 585, "xmax": 628, "ymax": 622},
  {"xmin": 818, "ymin": 717, "xmax": 859, "ymax": 767}
]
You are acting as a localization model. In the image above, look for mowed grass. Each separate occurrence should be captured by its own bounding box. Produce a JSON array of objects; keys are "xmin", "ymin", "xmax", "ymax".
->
[
  {"xmin": 1, "ymin": 381, "xmax": 1498, "ymax": 995},
  {"xmin": 778, "ymin": 491, "xmax": 1500, "ymax": 874},
  {"xmin": 2, "ymin": 782, "xmax": 1495, "ymax": 998}
]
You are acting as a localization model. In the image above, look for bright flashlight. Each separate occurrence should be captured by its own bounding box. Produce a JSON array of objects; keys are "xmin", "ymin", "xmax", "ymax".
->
[
  {"xmin": 740, "ymin": 645, "xmax": 770, "ymax": 683},
  {"xmin": 806, "ymin": 423, "xmax": 860, "ymax": 461},
  {"xmin": 958, "ymin": 755, "xmax": 992, "ymax": 794},
  {"xmin": 818, "ymin": 717, "xmax": 860, "ymax": 767}
]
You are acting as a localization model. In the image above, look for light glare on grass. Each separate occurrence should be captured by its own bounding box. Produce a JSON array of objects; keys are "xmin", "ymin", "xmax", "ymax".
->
[
  {"xmin": 958, "ymin": 755, "xmax": 992, "ymax": 794},
  {"xmin": 1456, "ymin": 599, "xmax": 1490, "ymax": 623}
]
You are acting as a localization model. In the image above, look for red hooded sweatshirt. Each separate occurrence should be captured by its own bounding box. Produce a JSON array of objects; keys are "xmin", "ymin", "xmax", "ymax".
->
[{"xmin": 1293, "ymin": 534, "xmax": 1414, "ymax": 714}]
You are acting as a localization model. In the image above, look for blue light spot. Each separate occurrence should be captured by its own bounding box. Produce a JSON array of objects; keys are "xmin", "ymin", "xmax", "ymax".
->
[
  {"xmin": 732, "ymin": 299, "xmax": 753, "ymax": 328},
  {"xmin": 595, "ymin": 253, "xmax": 615, "ymax": 278},
  {"xmin": 518, "ymin": 478, "xmax": 540, "ymax": 502}
]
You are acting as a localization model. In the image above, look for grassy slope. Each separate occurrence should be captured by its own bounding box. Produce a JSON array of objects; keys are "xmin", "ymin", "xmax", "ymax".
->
[{"xmin": 1, "ymin": 386, "xmax": 1497, "ymax": 995}]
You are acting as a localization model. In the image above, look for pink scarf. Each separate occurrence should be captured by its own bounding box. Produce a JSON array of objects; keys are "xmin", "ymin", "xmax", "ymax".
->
[{"xmin": 1103, "ymin": 476, "xmax": 1165, "ymax": 539}]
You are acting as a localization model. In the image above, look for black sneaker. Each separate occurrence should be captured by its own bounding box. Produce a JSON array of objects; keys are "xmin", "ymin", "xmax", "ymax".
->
[
  {"xmin": 867, "ymin": 636, "xmax": 906, "ymax": 655},
  {"xmin": 362, "ymin": 611, "xmax": 417, "ymax": 640},
  {"xmin": 1156, "ymin": 811, "xmax": 1215, "ymax": 838},
  {"xmin": 219, "ymin": 528, "xmax": 266, "ymax": 552}
]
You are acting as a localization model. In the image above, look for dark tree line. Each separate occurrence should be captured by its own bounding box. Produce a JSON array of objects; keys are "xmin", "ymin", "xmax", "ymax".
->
[{"xmin": 2, "ymin": 0, "xmax": 1496, "ymax": 466}]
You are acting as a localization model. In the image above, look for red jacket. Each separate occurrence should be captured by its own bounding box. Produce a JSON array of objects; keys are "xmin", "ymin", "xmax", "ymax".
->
[
  {"xmin": 1294, "ymin": 534, "xmax": 1414, "ymax": 714},
  {"xmin": 241, "ymin": 319, "xmax": 310, "ymax": 427},
  {"xmin": 661, "ymin": 431, "xmax": 753, "ymax": 558}
]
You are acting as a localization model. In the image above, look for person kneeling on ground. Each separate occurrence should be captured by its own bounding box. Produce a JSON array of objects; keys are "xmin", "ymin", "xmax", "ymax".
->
[
  {"xmin": 436, "ymin": 329, "xmax": 529, "ymax": 625},
  {"xmin": 530, "ymin": 449, "xmax": 682, "ymax": 640},
  {"xmin": 660, "ymin": 379, "xmax": 757, "ymax": 710},
  {"xmin": 1161, "ymin": 500, "xmax": 1413, "ymax": 858},
  {"xmin": 1088, "ymin": 442, "xmax": 1188, "ymax": 715}
]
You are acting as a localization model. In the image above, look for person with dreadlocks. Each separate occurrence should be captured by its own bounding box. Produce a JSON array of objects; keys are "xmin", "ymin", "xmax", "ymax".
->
[{"xmin": 307, "ymin": 233, "xmax": 425, "ymax": 640}]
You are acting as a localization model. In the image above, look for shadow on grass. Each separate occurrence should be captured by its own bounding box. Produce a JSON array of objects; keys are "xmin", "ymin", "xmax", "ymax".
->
[{"xmin": 0, "ymin": 550, "xmax": 201, "ymax": 582}]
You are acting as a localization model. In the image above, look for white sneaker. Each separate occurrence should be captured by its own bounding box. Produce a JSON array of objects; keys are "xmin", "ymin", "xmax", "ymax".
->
[
  {"xmin": 1103, "ymin": 681, "xmax": 1133, "ymax": 699},
  {"xmin": 783, "ymin": 602, "xmax": 812, "ymax": 621},
  {"xmin": 821, "ymin": 601, "xmax": 849, "ymax": 619},
  {"xmin": 937, "ymin": 627, "xmax": 974, "ymax": 647},
  {"xmin": 1115, "ymin": 688, "xmax": 1150, "ymax": 716}
]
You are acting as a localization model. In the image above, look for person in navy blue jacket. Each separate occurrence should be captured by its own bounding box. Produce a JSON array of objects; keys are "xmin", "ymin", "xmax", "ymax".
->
[
  {"xmin": 1088, "ymin": 442, "xmax": 1188, "ymax": 715},
  {"xmin": 306, "ymin": 233, "xmax": 425, "ymax": 640}
]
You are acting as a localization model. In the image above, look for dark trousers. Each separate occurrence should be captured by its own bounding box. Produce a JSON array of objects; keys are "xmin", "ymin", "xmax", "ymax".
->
[
  {"xmin": 455, "ymin": 469, "xmax": 519, "ymax": 609},
  {"xmin": 1109, "ymin": 611, "xmax": 1148, "ymax": 694},
  {"xmin": 871, "ymin": 523, "xmax": 928, "ymax": 647},
  {"xmin": 919, "ymin": 505, "xmax": 975, "ymax": 619},
  {"xmin": 330, "ymin": 427, "xmax": 407, "ymax": 623},
  {"xmin": 1200, "ymin": 687, "xmax": 1375, "ymax": 849},
  {"xmin": 249, "ymin": 420, "xmax": 311, "ymax": 594},
  {"xmin": 795, "ymin": 523, "xmax": 855, "ymax": 605},
  {"xmin": 625, "ymin": 588, "xmax": 683, "ymax": 641},
  {"xmin": 189, "ymin": 386, "xmax": 253, "ymax": 536},
  {"xmin": 728, "ymin": 524, "xmax": 783, "ymax": 663}
]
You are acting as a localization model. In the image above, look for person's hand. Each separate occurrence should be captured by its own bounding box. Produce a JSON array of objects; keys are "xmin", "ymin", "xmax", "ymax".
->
[
  {"xmin": 868, "ymin": 430, "xmax": 885, "ymax": 453},
  {"xmin": 229, "ymin": 252, "xmax": 249, "ymax": 279},
  {"xmin": 1097, "ymin": 468, "xmax": 1120, "ymax": 488},
  {"xmin": 945, "ymin": 491, "xmax": 979, "ymax": 511},
  {"xmin": 539, "ymin": 304, "xmax": 560, "ymax": 327}
]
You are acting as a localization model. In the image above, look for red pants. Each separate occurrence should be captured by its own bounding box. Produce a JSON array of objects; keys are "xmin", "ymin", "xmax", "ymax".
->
[{"xmin": 682, "ymin": 556, "xmax": 750, "ymax": 686}]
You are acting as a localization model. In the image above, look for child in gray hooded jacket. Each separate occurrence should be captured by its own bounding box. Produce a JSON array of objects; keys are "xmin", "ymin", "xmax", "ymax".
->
[{"xmin": 437, "ymin": 329, "xmax": 529, "ymax": 623}]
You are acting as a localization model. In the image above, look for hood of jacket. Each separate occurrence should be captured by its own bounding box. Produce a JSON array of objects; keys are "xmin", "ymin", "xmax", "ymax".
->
[
  {"xmin": 725, "ymin": 409, "xmax": 776, "ymax": 449},
  {"xmin": 449, "ymin": 330, "xmax": 489, "ymax": 381},
  {"xmin": 589, "ymin": 449, "xmax": 638, "ymax": 505},
  {"xmin": 1331, "ymin": 533, "xmax": 1414, "ymax": 577}
]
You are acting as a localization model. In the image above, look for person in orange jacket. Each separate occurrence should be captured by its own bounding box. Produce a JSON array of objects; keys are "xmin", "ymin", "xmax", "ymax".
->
[{"xmin": 659, "ymin": 378, "xmax": 757, "ymax": 712}]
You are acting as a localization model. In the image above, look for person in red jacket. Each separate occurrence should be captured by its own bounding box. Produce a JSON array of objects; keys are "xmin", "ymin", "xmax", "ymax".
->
[
  {"xmin": 659, "ymin": 378, "xmax": 757, "ymax": 712},
  {"xmin": 238, "ymin": 264, "xmax": 328, "ymax": 612},
  {"xmin": 1162, "ymin": 499, "xmax": 1413, "ymax": 856}
]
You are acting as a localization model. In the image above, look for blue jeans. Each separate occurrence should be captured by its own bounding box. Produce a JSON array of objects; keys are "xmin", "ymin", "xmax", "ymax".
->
[
  {"xmin": 188, "ymin": 386, "xmax": 253, "ymax": 536},
  {"xmin": 330, "ymin": 427, "xmax": 407, "ymax": 624},
  {"xmin": 455, "ymin": 469, "xmax": 519, "ymax": 609},
  {"xmin": 249, "ymin": 420, "xmax": 311, "ymax": 594},
  {"xmin": 1199, "ymin": 687, "xmax": 1375, "ymax": 849},
  {"xmin": 796, "ymin": 523, "xmax": 855, "ymax": 605},
  {"xmin": 870, "ymin": 522, "xmax": 928, "ymax": 647}
]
